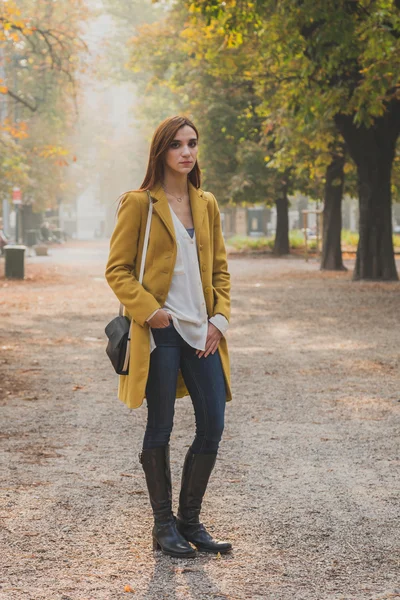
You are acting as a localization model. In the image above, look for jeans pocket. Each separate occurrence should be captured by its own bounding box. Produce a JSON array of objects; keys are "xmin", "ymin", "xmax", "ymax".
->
[{"xmin": 151, "ymin": 321, "xmax": 174, "ymax": 330}]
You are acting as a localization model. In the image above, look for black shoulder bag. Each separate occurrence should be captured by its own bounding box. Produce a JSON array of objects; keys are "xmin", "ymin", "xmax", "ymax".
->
[{"xmin": 104, "ymin": 190, "xmax": 153, "ymax": 375}]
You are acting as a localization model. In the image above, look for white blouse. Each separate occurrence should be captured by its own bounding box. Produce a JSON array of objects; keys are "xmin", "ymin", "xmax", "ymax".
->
[{"xmin": 147, "ymin": 203, "xmax": 229, "ymax": 352}]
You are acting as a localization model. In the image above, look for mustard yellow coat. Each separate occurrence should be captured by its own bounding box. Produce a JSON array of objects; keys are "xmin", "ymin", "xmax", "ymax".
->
[{"xmin": 105, "ymin": 180, "xmax": 232, "ymax": 409}]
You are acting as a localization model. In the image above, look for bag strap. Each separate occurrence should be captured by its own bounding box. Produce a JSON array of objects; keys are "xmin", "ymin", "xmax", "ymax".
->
[
  {"xmin": 119, "ymin": 190, "xmax": 153, "ymax": 317},
  {"xmin": 139, "ymin": 190, "xmax": 153, "ymax": 284}
]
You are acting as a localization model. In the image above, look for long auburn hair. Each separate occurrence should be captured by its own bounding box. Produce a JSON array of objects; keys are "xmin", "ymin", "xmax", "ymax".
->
[{"xmin": 115, "ymin": 115, "xmax": 201, "ymax": 215}]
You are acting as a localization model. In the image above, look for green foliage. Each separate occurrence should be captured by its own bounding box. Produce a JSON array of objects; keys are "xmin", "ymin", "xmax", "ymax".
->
[
  {"xmin": 125, "ymin": 2, "xmax": 299, "ymax": 203},
  {"xmin": 191, "ymin": 0, "xmax": 400, "ymax": 124},
  {"xmin": 340, "ymin": 230, "xmax": 400, "ymax": 248},
  {"xmin": 227, "ymin": 231, "xmax": 317, "ymax": 252},
  {"xmin": 188, "ymin": 0, "xmax": 400, "ymax": 187},
  {"xmin": 341, "ymin": 229, "xmax": 360, "ymax": 247},
  {"xmin": 227, "ymin": 235, "xmax": 275, "ymax": 251}
]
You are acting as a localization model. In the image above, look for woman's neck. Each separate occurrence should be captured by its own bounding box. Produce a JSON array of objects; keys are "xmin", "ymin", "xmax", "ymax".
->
[{"xmin": 161, "ymin": 171, "xmax": 189, "ymax": 196}]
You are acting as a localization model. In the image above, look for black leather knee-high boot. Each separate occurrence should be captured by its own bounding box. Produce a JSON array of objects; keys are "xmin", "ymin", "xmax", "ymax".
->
[
  {"xmin": 176, "ymin": 448, "xmax": 232, "ymax": 554},
  {"xmin": 139, "ymin": 445, "xmax": 197, "ymax": 558}
]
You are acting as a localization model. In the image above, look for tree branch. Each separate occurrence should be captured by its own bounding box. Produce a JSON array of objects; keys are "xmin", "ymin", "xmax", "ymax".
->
[{"xmin": 6, "ymin": 89, "xmax": 37, "ymax": 112}]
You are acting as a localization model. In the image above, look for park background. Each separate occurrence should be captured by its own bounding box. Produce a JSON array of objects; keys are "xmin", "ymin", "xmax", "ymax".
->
[
  {"xmin": 1, "ymin": 2, "xmax": 400, "ymax": 600},
  {"xmin": 1, "ymin": 0, "xmax": 400, "ymax": 276}
]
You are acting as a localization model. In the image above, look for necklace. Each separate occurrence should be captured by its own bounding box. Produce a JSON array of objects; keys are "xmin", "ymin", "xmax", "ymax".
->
[{"xmin": 161, "ymin": 183, "xmax": 187, "ymax": 203}]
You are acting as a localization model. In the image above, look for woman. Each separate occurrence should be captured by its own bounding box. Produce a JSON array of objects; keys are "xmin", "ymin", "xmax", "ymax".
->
[{"xmin": 105, "ymin": 115, "xmax": 232, "ymax": 559}]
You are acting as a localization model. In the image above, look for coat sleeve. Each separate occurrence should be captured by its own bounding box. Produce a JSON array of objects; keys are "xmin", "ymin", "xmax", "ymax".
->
[
  {"xmin": 209, "ymin": 192, "xmax": 231, "ymax": 322},
  {"xmin": 105, "ymin": 192, "xmax": 161, "ymax": 327}
]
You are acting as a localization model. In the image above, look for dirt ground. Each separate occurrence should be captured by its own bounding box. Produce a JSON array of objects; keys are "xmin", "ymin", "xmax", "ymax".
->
[{"xmin": 0, "ymin": 241, "xmax": 399, "ymax": 600}]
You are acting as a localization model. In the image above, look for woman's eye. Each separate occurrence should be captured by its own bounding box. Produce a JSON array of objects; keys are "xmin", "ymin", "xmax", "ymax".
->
[{"xmin": 170, "ymin": 141, "xmax": 197, "ymax": 148}]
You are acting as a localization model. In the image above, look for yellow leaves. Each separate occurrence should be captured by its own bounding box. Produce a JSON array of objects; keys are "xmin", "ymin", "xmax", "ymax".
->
[
  {"xmin": 181, "ymin": 27, "xmax": 197, "ymax": 40},
  {"xmin": 226, "ymin": 31, "xmax": 243, "ymax": 48},
  {"xmin": 11, "ymin": 20, "xmax": 26, "ymax": 29},
  {"xmin": 36, "ymin": 145, "xmax": 69, "ymax": 160},
  {"xmin": 2, "ymin": 119, "xmax": 28, "ymax": 140},
  {"xmin": 0, "ymin": 85, "xmax": 8, "ymax": 94},
  {"xmin": 28, "ymin": 145, "xmax": 72, "ymax": 167},
  {"xmin": 124, "ymin": 584, "xmax": 135, "ymax": 593},
  {"xmin": 0, "ymin": 1, "xmax": 34, "ymax": 40},
  {"xmin": 188, "ymin": 3, "xmax": 201, "ymax": 13}
]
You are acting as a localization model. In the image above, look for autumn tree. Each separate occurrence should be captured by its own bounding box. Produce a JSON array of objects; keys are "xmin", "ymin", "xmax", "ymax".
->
[
  {"xmin": 0, "ymin": 0, "xmax": 87, "ymax": 212},
  {"xmin": 191, "ymin": 0, "xmax": 400, "ymax": 280},
  {"xmin": 126, "ymin": 3, "xmax": 298, "ymax": 254}
]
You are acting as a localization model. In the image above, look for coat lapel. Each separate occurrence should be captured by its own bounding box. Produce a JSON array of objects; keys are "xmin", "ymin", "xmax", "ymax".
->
[
  {"xmin": 149, "ymin": 180, "xmax": 208, "ymax": 246},
  {"xmin": 148, "ymin": 182, "xmax": 176, "ymax": 242},
  {"xmin": 188, "ymin": 180, "xmax": 208, "ymax": 246}
]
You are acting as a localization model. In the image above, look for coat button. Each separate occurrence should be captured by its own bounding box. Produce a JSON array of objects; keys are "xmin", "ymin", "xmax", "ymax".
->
[
  {"xmin": 199, "ymin": 244, "xmax": 203, "ymax": 250},
  {"xmin": 202, "ymin": 264, "xmax": 207, "ymax": 272},
  {"xmin": 204, "ymin": 286, "xmax": 211, "ymax": 294}
]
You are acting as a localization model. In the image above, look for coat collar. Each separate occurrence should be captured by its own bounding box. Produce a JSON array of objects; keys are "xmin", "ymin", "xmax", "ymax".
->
[{"xmin": 148, "ymin": 180, "xmax": 208, "ymax": 245}]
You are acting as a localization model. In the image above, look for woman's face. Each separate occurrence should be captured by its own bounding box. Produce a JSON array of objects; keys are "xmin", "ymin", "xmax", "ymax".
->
[{"xmin": 164, "ymin": 125, "xmax": 198, "ymax": 176}]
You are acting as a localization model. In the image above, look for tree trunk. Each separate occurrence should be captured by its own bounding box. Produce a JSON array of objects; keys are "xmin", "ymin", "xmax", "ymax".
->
[
  {"xmin": 335, "ymin": 102, "xmax": 400, "ymax": 281},
  {"xmin": 273, "ymin": 183, "xmax": 289, "ymax": 255},
  {"xmin": 321, "ymin": 152, "xmax": 347, "ymax": 271}
]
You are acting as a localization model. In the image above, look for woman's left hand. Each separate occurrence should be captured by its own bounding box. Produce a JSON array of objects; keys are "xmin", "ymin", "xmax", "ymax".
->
[{"xmin": 196, "ymin": 322, "xmax": 222, "ymax": 358}]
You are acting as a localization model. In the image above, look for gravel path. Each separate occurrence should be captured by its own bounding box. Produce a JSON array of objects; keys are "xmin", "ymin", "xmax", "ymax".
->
[{"xmin": 1, "ymin": 242, "xmax": 399, "ymax": 600}]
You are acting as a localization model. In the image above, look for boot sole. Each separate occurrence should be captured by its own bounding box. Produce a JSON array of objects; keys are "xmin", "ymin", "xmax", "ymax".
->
[
  {"xmin": 153, "ymin": 538, "xmax": 197, "ymax": 558},
  {"xmin": 193, "ymin": 544, "xmax": 232, "ymax": 554}
]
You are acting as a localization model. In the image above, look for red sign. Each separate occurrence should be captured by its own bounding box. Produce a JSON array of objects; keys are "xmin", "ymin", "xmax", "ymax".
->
[{"xmin": 12, "ymin": 187, "xmax": 22, "ymax": 204}]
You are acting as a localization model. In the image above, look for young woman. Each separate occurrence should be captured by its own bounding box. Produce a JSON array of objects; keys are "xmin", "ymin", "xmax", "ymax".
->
[{"xmin": 105, "ymin": 115, "xmax": 232, "ymax": 559}]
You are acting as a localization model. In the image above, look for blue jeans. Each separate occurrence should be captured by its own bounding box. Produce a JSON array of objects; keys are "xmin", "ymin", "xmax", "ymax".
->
[{"xmin": 143, "ymin": 322, "xmax": 226, "ymax": 455}]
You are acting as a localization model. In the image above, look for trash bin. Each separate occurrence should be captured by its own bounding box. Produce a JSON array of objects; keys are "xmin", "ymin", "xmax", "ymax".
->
[
  {"xmin": 26, "ymin": 229, "xmax": 37, "ymax": 247},
  {"xmin": 4, "ymin": 245, "xmax": 26, "ymax": 279}
]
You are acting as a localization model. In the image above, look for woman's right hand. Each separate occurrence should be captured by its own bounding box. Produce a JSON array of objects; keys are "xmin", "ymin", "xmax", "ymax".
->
[{"xmin": 147, "ymin": 309, "xmax": 172, "ymax": 329}]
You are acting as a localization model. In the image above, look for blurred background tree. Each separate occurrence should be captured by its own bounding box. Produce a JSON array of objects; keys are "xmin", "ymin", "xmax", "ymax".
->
[
  {"xmin": 188, "ymin": 0, "xmax": 400, "ymax": 279},
  {"xmin": 0, "ymin": 0, "xmax": 87, "ymax": 212}
]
